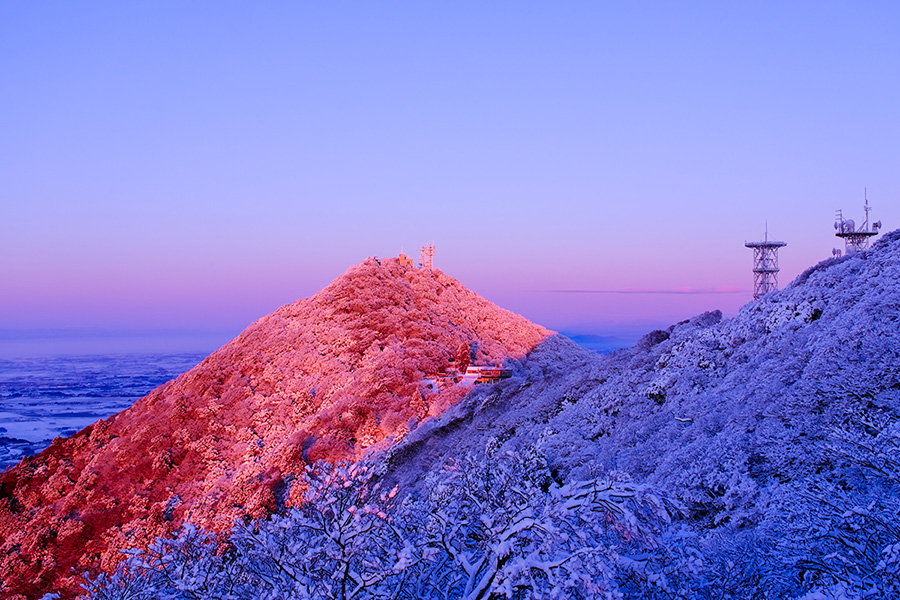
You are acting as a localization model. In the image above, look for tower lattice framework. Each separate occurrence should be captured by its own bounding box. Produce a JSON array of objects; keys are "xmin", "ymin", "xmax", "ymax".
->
[
  {"xmin": 420, "ymin": 244, "xmax": 435, "ymax": 270},
  {"xmin": 745, "ymin": 230, "xmax": 786, "ymax": 300}
]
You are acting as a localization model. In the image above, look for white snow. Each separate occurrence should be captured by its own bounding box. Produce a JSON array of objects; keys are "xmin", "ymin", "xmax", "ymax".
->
[{"xmin": 81, "ymin": 230, "xmax": 900, "ymax": 599}]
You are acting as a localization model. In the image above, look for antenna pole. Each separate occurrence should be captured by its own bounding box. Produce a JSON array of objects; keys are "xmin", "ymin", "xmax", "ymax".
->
[
  {"xmin": 419, "ymin": 243, "xmax": 435, "ymax": 270},
  {"xmin": 864, "ymin": 188, "xmax": 870, "ymax": 231}
]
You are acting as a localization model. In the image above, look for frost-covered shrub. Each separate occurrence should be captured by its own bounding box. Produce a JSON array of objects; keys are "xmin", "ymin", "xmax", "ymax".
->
[
  {"xmin": 82, "ymin": 450, "xmax": 703, "ymax": 600},
  {"xmin": 80, "ymin": 524, "xmax": 245, "ymax": 600},
  {"xmin": 786, "ymin": 419, "xmax": 900, "ymax": 599},
  {"xmin": 228, "ymin": 462, "xmax": 406, "ymax": 600},
  {"xmin": 399, "ymin": 447, "xmax": 691, "ymax": 599}
]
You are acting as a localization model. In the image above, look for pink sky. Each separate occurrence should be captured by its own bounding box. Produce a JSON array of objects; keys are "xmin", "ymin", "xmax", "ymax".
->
[{"xmin": 2, "ymin": 3, "xmax": 898, "ymax": 353}]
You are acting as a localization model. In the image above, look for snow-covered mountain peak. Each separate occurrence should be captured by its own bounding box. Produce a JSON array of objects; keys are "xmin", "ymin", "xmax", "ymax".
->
[
  {"xmin": 0, "ymin": 256, "xmax": 549, "ymax": 600},
  {"xmin": 80, "ymin": 231, "xmax": 897, "ymax": 599}
]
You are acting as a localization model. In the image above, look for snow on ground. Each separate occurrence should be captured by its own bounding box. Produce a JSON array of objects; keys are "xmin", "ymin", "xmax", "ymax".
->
[
  {"xmin": 0, "ymin": 257, "xmax": 551, "ymax": 600},
  {"xmin": 10, "ymin": 233, "xmax": 900, "ymax": 599},
  {"xmin": 369, "ymin": 230, "xmax": 900, "ymax": 598},
  {"xmin": 0, "ymin": 353, "xmax": 205, "ymax": 470}
]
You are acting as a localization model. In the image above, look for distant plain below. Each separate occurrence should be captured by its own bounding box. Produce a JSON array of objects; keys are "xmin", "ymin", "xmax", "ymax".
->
[{"xmin": 0, "ymin": 329, "xmax": 631, "ymax": 470}]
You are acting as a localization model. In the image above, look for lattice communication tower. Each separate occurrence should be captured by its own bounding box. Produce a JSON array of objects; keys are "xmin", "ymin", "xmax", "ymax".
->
[
  {"xmin": 420, "ymin": 244, "xmax": 435, "ymax": 270},
  {"xmin": 745, "ymin": 226, "xmax": 786, "ymax": 300},
  {"xmin": 834, "ymin": 192, "xmax": 881, "ymax": 256}
]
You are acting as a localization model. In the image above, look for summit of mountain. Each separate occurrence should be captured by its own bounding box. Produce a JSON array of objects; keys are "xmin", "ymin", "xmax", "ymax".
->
[{"xmin": 0, "ymin": 257, "xmax": 550, "ymax": 599}]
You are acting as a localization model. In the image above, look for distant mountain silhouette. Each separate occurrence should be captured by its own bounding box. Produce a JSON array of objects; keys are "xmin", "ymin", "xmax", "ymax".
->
[{"xmin": 0, "ymin": 257, "xmax": 549, "ymax": 600}]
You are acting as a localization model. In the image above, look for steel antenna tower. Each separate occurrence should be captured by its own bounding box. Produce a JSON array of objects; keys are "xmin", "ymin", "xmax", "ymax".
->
[
  {"xmin": 745, "ymin": 224, "xmax": 786, "ymax": 300},
  {"xmin": 419, "ymin": 243, "xmax": 435, "ymax": 270},
  {"xmin": 834, "ymin": 190, "xmax": 882, "ymax": 255}
]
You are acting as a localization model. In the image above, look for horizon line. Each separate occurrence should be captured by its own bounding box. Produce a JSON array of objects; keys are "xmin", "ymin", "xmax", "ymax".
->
[{"xmin": 547, "ymin": 289, "xmax": 750, "ymax": 295}]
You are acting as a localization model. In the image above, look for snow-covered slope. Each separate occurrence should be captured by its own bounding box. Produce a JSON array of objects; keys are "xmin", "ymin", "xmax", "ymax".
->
[
  {"xmin": 0, "ymin": 258, "xmax": 548, "ymax": 600},
  {"xmin": 10, "ymin": 231, "xmax": 900, "ymax": 599},
  {"xmin": 385, "ymin": 231, "xmax": 899, "ymax": 504},
  {"xmin": 370, "ymin": 230, "xmax": 900, "ymax": 597},
  {"xmin": 78, "ymin": 233, "xmax": 900, "ymax": 599}
]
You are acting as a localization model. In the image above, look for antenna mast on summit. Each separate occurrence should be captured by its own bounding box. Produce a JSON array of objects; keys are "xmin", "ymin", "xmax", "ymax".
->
[
  {"xmin": 864, "ymin": 188, "xmax": 870, "ymax": 230},
  {"xmin": 419, "ymin": 243, "xmax": 435, "ymax": 270},
  {"xmin": 745, "ymin": 226, "xmax": 786, "ymax": 300},
  {"xmin": 834, "ymin": 191, "xmax": 881, "ymax": 255}
]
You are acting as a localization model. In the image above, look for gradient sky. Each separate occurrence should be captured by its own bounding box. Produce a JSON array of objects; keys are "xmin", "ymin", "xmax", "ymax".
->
[{"xmin": 2, "ymin": 2, "xmax": 899, "ymax": 353}]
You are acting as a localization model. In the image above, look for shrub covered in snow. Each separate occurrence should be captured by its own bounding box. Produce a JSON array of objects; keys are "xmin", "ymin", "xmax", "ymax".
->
[{"xmin": 82, "ymin": 450, "xmax": 703, "ymax": 600}]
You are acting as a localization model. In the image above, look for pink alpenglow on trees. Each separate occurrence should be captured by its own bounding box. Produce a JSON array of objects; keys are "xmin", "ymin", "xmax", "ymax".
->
[
  {"xmin": 64, "ymin": 231, "xmax": 900, "ymax": 600},
  {"xmin": 0, "ymin": 257, "xmax": 549, "ymax": 600}
]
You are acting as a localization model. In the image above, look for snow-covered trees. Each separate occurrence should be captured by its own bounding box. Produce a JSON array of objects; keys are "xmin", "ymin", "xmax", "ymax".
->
[
  {"xmin": 80, "ymin": 525, "xmax": 244, "ymax": 600},
  {"xmin": 1, "ymin": 256, "xmax": 550, "ymax": 599},
  {"xmin": 402, "ymin": 447, "xmax": 682, "ymax": 599},
  {"xmin": 81, "ymin": 449, "xmax": 693, "ymax": 600},
  {"xmin": 59, "ymin": 233, "xmax": 900, "ymax": 599},
  {"xmin": 787, "ymin": 418, "xmax": 900, "ymax": 599},
  {"xmin": 229, "ymin": 463, "xmax": 407, "ymax": 600}
]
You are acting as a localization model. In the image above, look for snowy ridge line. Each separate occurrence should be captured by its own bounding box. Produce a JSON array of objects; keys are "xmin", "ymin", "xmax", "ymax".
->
[{"xmin": 358, "ymin": 229, "xmax": 900, "ymax": 598}]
